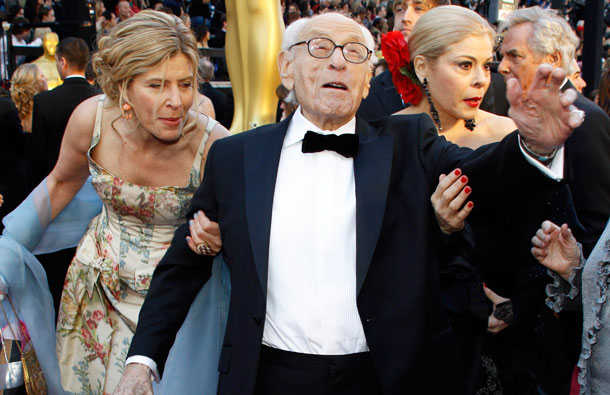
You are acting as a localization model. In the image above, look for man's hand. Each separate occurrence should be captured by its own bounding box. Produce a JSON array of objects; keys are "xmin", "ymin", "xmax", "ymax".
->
[
  {"xmin": 484, "ymin": 285, "xmax": 511, "ymax": 334},
  {"xmin": 531, "ymin": 220, "xmax": 581, "ymax": 281},
  {"xmin": 430, "ymin": 169, "xmax": 474, "ymax": 235},
  {"xmin": 507, "ymin": 64, "xmax": 584, "ymax": 155},
  {"xmin": 113, "ymin": 363, "xmax": 153, "ymax": 395}
]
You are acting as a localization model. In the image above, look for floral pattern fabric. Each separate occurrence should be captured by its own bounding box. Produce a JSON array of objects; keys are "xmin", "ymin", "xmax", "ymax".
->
[{"xmin": 56, "ymin": 97, "xmax": 210, "ymax": 394}]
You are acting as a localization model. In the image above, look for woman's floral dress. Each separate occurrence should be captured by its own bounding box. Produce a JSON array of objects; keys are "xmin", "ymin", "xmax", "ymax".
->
[{"xmin": 56, "ymin": 96, "xmax": 214, "ymax": 394}]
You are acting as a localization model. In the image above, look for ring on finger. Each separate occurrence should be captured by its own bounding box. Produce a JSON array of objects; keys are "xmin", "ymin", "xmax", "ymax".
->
[{"xmin": 195, "ymin": 241, "xmax": 213, "ymax": 255}]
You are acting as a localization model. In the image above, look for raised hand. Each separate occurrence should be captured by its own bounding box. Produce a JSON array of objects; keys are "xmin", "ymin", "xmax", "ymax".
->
[
  {"xmin": 531, "ymin": 220, "xmax": 581, "ymax": 281},
  {"xmin": 507, "ymin": 64, "xmax": 584, "ymax": 155},
  {"xmin": 430, "ymin": 168, "xmax": 474, "ymax": 235},
  {"xmin": 186, "ymin": 210, "xmax": 222, "ymax": 256}
]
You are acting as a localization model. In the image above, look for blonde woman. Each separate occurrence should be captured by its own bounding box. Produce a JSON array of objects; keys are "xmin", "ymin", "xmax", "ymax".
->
[
  {"xmin": 0, "ymin": 10, "xmax": 228, "ymax": 394},
  {"xmin": 10, "ymin": 63, "xmax": 47, "ymax": 132},
  {"xmin": 384, "ymin": 6, "xmax": 518, "ymax": 393}
]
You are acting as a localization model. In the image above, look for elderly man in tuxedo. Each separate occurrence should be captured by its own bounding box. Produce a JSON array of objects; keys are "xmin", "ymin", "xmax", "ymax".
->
[{"xmin": 115, "ymin": 12, "xmax": 583, "ymax": 395}]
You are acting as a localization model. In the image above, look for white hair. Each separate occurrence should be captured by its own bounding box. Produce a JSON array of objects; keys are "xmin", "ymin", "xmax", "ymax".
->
[
  {"xmin": 281, "ymin": 13, "xmax": 377, "ymax": 67},
  {"xmin": 498, "ymin": 6, "xmax": 579, "ymax": 74}
]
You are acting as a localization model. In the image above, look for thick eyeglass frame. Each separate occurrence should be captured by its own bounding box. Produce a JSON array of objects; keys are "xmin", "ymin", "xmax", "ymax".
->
[{"xmin": 289, "ymin": 37, "xmax": 372, "ymax": 64}]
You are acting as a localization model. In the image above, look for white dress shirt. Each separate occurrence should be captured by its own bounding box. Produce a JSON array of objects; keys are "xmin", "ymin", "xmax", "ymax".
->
[{"xmin": 262, "ymin": 107, "xmax": 368, "ymax": 355}]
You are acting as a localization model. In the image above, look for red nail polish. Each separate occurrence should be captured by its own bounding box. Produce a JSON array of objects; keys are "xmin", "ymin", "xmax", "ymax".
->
[
  {"xmin": 454, "ymin": 169, "xmax": 461, "ymax": 176},
  {"xmin": 464, "ymin": 186, "xmax": 471, "ymax": 194},
  {"xmin": 483, "ymin": 282, "xmax": 487, "ymax": 288},
  {"xmin": 460, "ymin": 176, "xmax": 467, "ymax": 183},
  {"xmin": 467, "ymin": 201, "xmax": 474, "ymax": 208}
]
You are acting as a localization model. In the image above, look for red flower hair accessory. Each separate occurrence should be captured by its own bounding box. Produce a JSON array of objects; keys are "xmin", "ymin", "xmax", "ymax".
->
[{"xmin": 380, "ymin": 31, "xmax": 423, "ymax": 105}]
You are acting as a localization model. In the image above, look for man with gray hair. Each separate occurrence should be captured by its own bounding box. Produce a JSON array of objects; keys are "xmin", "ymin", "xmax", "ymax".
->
[
  {"xmin": 495, "ymin": 6, "xmax": 610, "ymax": 394},
  {"xmin": 116, "ymin": 12, "xmax": 583, "ymax": 395}
]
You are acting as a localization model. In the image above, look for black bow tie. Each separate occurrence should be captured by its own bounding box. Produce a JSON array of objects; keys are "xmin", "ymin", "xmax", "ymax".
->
[{"xmin": 301, "ymin": 131, "xmax": 359, "ymax": 158}]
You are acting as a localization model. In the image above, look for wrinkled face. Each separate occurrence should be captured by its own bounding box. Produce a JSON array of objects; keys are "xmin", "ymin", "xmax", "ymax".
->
[
  {"xmin": 43, "ymin": 33, "xmax": 58, "ymax": 56},
  {"xmin": 279, "ymin": 14, "xmax": 372, "ymax": 130},
  {"xmin": 423, "ymin": 35, "xmax": 492, "ymax": 121},
  {"xmin": 118, "ymin": 1, "xmax": 131, "ymax": 19},
  {"xmin": 394, "ymin": 0, "xmax": 433, "ymax": 40},
  {"xmin": 127, "ymin": 53, "xmax": 194, "ymax": 142},
  {"xmin": 36, "ymin": 67, "xmax": 48, "ymax": 92},
  {"xmin": 498, "ymin": 23, "xmax": 550, "ymax": 94}
]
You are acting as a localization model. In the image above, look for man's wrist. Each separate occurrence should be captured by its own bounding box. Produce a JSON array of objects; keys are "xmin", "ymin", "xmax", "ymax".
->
[
  {"xmin": 520, "ymin": 138, "xmax": 557, "ymax": 165},
  {"xmin": 125, "ymin": 355, "xmax": 159, "ymax": 383}
]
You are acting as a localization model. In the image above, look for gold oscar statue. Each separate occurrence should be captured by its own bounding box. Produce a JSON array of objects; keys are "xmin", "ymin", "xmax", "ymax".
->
[
  {"xmin": 225, "ymin": 0, "xmax": 284, "ymax": 133},
  {"xmin": 32, "ymin": 32, "xmax": 62, "ymax": 90}
]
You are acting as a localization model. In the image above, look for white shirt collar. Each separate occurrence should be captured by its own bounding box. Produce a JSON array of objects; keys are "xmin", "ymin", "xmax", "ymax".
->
[{"xmin": 284, "ymin": 106, "xmax": 357, "ymax": 148}]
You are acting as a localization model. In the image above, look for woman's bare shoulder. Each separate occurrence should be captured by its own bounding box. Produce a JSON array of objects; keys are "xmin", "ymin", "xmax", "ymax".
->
[
  {"xmin": 478, "ymin": 110, "xmax": 517, "ymax": 138},
  {"xmin": 64, "ymin": 95, "xmax": 106, "ymax": 144}
]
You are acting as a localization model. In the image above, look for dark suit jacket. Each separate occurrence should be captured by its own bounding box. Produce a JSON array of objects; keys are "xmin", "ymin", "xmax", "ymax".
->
[
  {"xmin": 29, "ymin": 76, "xmax": 98, "ymax": 189},
  {"xmin": 200, "ymin": 81, "xmax": 231, "ymax": 128},
  {"xmin": 0, "ymin": 97, "xmax": 28, "ymax": 231},
  {"xmin": 357, "ymin": 70, "xmax": 404, "ymax": 123},
  {"xmin": 562, "ymin": 81, "xmax": 610, "ymax": 255},
  {"xmin": 357, "ymin": 70, "xmax": 503, "ymax": 123},
  {"xmin": 129, "ymin": 113, "xmax": 560, "ymax": 394}
]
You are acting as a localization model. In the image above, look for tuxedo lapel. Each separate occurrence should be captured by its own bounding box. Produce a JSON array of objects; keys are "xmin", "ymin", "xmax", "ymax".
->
[
  {"xmin": 243, "ymin": 119, "xmax": 289, "ymax": 297},
  {"xmin": 354, "ymin": 117, "xmax": 393, "ymax": 294}
]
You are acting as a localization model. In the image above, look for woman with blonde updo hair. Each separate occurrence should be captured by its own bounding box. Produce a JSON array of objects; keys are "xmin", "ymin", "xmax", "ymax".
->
[
  {"xmin": 10, "ymin": 63, "xmax": 47, "ymax": 132},
  {"xmin": 0, "ymin": 10, "xmax": 228, "ymax": 394},
  {"xmin": 395, "ymin": 6, "xmax": 515, "ymax": 147},
  {"xmin": 388, "ymin": 5, "xmax": 518, "ymax": 393}
]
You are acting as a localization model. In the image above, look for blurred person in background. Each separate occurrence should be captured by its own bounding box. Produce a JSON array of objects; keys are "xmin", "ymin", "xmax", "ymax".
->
[
  {"xmin": 32, "ymin": 6, "xmax": 55, "ymax": 41},
  {"xmin": 597, "ymin": 70, "xmax": 610, "ymax": 118},
  {"xmin": 10, "ymin": 63, "xmax": 47, "ymax": 133}
]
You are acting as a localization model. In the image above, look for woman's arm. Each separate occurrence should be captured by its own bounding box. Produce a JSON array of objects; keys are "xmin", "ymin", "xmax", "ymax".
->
[{"xmin": 46, "ymin": 96, "xmax": 100, "ymax": 220}]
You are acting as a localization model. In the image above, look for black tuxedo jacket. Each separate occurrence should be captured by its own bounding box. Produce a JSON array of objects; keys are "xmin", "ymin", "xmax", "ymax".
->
[
  {"xmin": 129, "ymin": 114, "xmax": 559, "ymax": 394},
  {"xmin": 29, "ymin": 77, "xmax": 98, "ymax": 189}
]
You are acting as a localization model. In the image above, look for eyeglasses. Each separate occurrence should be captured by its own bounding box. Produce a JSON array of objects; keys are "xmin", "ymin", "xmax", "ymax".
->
[{"xmin": 289, "ymin": 37, "xmax": 372, "ymax": 64}]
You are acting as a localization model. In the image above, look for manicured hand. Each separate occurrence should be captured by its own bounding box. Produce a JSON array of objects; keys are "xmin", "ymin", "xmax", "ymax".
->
[
  {"xmin": 186, "ymin": 210, "xmax": 222, "ymax": 256},
  {"xmin": 430, "ymin": 168, "xmax": 474, "ymax": 235}
]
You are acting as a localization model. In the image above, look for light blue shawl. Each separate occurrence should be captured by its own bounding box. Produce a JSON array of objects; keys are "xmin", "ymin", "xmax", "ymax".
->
[{"xmin": 0, "ymin": 178, "xmax": 229, "ymax": 394}]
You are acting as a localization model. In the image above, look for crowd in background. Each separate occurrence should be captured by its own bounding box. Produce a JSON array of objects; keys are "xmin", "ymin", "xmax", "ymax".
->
[{"xmin": 2, "ymin": 0, "xmax": 610, "ymax": 121}]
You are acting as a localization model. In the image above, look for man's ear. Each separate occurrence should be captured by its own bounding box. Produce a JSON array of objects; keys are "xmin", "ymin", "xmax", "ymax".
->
[
  {"xmin": 412, "ymin": 55, "xmax": 427, "ymax": 83},
  {"xmin": 547, "ymin": 51, "xmax": 562, "ymax": 69},
  {"xmin": 361, "ymin": 67, "xmax": 372, "ymax": 99},
  {"xmin": 278, "ymin": 50, "xmax": 295, "ymax": 91}
]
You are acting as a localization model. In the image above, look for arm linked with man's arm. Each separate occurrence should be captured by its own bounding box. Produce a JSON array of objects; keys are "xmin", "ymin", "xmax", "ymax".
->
[{"xmin": 127, "ymin": 142, "xmax": 220, "ymax": 377}]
